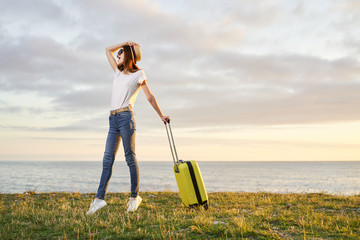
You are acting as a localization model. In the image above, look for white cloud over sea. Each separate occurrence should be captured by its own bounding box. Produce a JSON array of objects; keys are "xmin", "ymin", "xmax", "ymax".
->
[{"xmin": 1, "ymin": 0, "xmax": 359, "ymax": 161}]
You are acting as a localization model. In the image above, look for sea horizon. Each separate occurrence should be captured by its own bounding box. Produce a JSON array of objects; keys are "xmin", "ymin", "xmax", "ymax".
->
[{"xmin": 1, "ymin": 160, "xmax": 359, "ymax": 196}]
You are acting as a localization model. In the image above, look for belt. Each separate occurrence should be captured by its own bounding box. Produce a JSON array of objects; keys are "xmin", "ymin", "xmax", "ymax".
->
[{"xmin": 110, "ymin": 106, "xmax": 132, "ymax": 115}]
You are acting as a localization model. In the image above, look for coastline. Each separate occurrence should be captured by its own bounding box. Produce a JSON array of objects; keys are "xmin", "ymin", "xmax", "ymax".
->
[{"xmin": 1, "ymin": 161, "xmax": 359, "ymax": 195}]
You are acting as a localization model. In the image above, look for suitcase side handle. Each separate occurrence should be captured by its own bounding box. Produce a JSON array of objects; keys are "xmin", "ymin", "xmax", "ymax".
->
[{"xmin": 164, "ymin": 120, "xmax": 180, "ymax": 172}]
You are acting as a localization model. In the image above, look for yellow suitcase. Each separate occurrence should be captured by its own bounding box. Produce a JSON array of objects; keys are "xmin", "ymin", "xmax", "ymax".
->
[
  {"xmin": 165, "ymin": 121, "xmax": 209, "ymax": 209},
  {"xmin": 174, "ymin": 160, "xmax": 209, "ymax": 209}
]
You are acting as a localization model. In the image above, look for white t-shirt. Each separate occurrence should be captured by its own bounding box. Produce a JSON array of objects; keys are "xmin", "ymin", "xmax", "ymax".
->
[{"xmin": 110, "ymin": 68, "xmax": 147, "ymax": 110}]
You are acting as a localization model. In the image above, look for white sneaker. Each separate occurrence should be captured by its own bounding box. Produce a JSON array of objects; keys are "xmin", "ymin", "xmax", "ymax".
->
[
  {"xmin": 127, "ymin": 196, "xmax": 142, "ymax": 212},
  {"xmin": 86, "ymin": 198, "xmax": 107, "ymax": 215}
]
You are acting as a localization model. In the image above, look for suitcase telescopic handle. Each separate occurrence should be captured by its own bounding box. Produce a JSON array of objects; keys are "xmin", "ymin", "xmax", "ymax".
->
[{"xmin": 164, "ymin": 119, "xmax": 180, "ymax": 171}]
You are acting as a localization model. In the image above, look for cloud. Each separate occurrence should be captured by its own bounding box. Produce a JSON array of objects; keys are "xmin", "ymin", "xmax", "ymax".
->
[
  {"xmin": 168, "ymin": 53, "xmax": 360, "ymax": 126},
  {"xmin": 52, "ymin": 87, "xmax": 110, "ymax": 111},
  {"xmin": 1, "ymin": 0, "xmax": 359, "ymax": 134},
  {"xmin": 0, "ymin": 0, "xmax": 77, "ymax": 42},
  {"xmin": 331, "ymin": 0, "xmax": 360, "ymax": 57}
]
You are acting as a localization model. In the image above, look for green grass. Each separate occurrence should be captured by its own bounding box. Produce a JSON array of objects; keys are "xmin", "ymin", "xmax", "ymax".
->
[{"xmin": 0, "ymin": 191, "xmax": 359, "ymax": 239}]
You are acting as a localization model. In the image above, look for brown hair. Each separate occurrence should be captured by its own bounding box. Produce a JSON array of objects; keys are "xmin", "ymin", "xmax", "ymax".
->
[{"xmin": 117, "ymin": 45, "xmax": 140, "ymax": 73}]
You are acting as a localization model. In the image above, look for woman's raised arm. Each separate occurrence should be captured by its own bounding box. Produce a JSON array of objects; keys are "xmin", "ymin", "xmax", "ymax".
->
[{"xmin": 105, "ymin": 42, "xmax": 129, "ymax": 72}]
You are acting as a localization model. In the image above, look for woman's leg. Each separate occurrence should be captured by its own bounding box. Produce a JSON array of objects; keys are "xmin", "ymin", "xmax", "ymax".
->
[
  {"xmin": 119, "ymin": 112, "xmax": 139, "ymax": 198},
  {"xmin": 96, "ymin": 116, "xmax": 121, "ymax": 200}
]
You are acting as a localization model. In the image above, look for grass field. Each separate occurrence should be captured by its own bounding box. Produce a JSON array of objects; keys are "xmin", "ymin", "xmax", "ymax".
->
[{"xmin": 0, "ymin": 191, "xmax": 359, "ymax": 239}]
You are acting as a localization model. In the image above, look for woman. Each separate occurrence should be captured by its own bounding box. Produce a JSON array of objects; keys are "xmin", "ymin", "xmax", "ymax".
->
[{"xmin": 86, "ymin": 41, "xmax": 170, "ymax": 215}]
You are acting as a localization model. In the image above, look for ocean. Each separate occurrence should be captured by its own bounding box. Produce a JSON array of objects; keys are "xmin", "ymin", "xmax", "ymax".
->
[{"xmin": 0, "ymin": 161, "xmax": 359, "ymax": 195}]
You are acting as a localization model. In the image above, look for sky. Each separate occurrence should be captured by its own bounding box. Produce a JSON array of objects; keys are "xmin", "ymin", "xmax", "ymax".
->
[{"xmin": 0, "ymin": 0, "xmax": 359, "ymax": 161}]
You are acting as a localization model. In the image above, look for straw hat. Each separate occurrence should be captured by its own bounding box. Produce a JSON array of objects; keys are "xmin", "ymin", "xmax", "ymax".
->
[{"xmin": 129, "ymin": 42, "xmax": 142, "ymax": 63}]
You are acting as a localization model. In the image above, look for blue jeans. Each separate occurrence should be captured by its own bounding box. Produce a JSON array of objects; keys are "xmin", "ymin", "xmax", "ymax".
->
[{"xmin": 96, "ymin": 111, "xmax": 139, "ymax": 199}]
